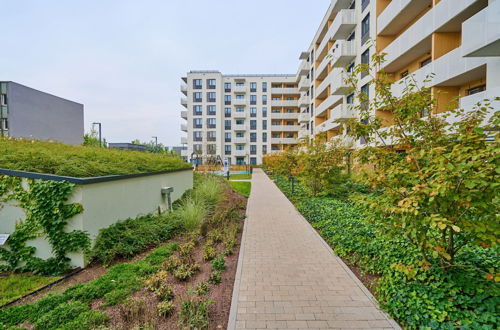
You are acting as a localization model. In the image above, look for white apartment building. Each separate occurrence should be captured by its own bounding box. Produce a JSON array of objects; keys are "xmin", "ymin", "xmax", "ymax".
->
[
  {"xmin": 180, "ymin": 0, "xmax": 500, "ymax": 163},
  {"xmin": 180, "ymin": 71, "xmax": 300, "ymax": 165}
]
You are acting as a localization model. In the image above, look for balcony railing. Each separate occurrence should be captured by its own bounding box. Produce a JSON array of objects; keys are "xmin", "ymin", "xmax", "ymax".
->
[
  {"xmin": 233, "ymin": 86, "xmax": 247, "ymax": 93},
  {"xmin": 180, "ymin": 84, "xmax": 187, "ymax": 95},
  {"xmin": 233, "ymin": 98, "xmax": 247, "ymax": 106},
  {"xmin": 181, "ymin": 110, "xmax": 187, "ymax": 119},
  {"xmin": 332, "ymin": 40, "xmax": 356, "ymax": 68},
  {"xmin": 331, "ymin": 9, "xmax": 356, "ymax": 40},
  {"xmin": 181, "ymin": 124, "xmax": 187, "ymax": 132},
  {"xmin": 181, "ymin": 97, "xmax": 187, "ymax": 107}
]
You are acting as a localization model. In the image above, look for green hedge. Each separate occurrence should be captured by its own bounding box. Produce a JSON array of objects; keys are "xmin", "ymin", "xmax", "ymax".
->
[
  {"xmin": 0, "ymin": 138, "xmax": 191, "ymax": 177},
  {"xmin": 273, "ymin": 176, "xmax": 499, "ymax": 329}
]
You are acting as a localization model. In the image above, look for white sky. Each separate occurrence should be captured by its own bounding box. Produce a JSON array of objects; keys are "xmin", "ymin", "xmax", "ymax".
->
[{"xmin": 1, "ymin": 0, "xmax": 330, "ymax": 146}]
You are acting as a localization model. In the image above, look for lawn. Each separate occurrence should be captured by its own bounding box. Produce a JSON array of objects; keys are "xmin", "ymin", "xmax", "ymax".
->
[
  {"xmin": 228, "ymin": 181, "xmax": 251, "ymax": 197},
  {"xmin": 0, "ymin": 274, "xmax": 61, "ymax": 306},
  {"xmin": 229, "ymin": 173, "xmax": 252, "ymax": 180}
]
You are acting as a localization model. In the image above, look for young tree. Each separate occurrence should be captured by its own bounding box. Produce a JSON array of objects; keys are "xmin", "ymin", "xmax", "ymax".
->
[{"xmin": 346, "ymin": 53, "xmax": 499, "ymax": 266}]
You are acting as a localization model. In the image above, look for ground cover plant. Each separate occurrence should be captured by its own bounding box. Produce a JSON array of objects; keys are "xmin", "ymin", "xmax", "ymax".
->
[
  {"xmin": 0, "ymin": 174, "xmax": 248, "ymax": 330},
  {"xmin": 229, "ymin": 173, "xmax": 252, "ymax": 180},
  {"xmin": 0, "ymin": 137, "xmax": 191, "ymax": 177},
  {"xmin": 228, "ymin": 181, "xmax": 251, "ymax": 197},
  {"xmin": 0, "ymin": 274, "xmax": 61, "ymax": 306}
]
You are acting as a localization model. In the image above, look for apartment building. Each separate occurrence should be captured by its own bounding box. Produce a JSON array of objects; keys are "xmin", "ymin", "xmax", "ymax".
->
[
  {"xmin": 0, "ymin": 81, "xmax": 84, "ymax": 144},
  {"xmin": 180, "ymin": 0, "xmax": 499, "ymax": 163},
  {"xmin": 180, "ymin": 71, "xmax": 300, "ymax": 165}
]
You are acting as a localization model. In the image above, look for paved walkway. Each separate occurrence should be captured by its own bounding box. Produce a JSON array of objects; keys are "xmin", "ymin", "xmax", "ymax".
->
[{"xmin": 228, "ymin": 169, "xmax": 399, "ymax": 329}]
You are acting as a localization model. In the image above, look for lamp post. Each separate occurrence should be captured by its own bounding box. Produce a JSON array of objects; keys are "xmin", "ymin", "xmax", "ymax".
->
[{"xmin": 92, "ymin": 122, "xmax": 102, "ymax": 147}]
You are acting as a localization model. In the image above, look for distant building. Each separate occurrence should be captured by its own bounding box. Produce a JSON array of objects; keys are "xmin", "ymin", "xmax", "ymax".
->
[
  {"xmin": 108, "ymin": 143, "xmax": 148, "ymax": 152},
  {"xmin": 0, "ymin": 81, "xmax": 84, "ymax": 145},
  {"xmin": 170, "ymin": 146, "xmax": 186, "ymax": 156}
]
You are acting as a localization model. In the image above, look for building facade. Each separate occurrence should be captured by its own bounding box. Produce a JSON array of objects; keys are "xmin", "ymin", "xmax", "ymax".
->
[
  {"xmin": 180, "ymin": 0, "xmax": 500, "ymax": 163},
  {"xmin": 180, "ymin": 71, "xmax": 299, "ymax": 165},
  {"xmin": 0, "ymin": 81, "xmax": 84, "ymax": 145}
]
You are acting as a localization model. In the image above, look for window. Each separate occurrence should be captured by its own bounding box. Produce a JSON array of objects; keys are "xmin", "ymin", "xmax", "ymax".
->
[
  {"xmin": 236, "ymin": 82, "xmax": 244, "ymax": 87},
  {"xmin": 207, "ymin": 118, "xmax": 216, "ymax": 129},
  {"xmin": 286, "ymin": 121, "xmax": 294, "ymax": 126},
  {"xmin": 207, "ymin": 144, "xmax": 216, "ymax": 154},
  {"xmin": 224, "ymin": 145, "xmax": 231, "ymax": 155},
  {"xmin": 193, "ymin": 105, "xmax": 202, "ymax": 116},
  {"xmin": 349, "ymin": 0, "xmax": 355, "ymax": 9},
  {"xmin": 361, "ymin": 49, "xmax": 370, "ymax": 78},
  {"xmin": 250, "ymin": 82, "xmax": 257, "ymax": 92},
  {"xmin": 193, "ymin": 79, "xmax": 202, "ymax": 89},
  {"xmin": 224, "ymin": 82, "xmax": 231, "ymax": 92},
  {"xmin": 193, "ymin": 131, "xmax": 203, "ymax": 142},
  {"xmin": 207, "ymin": 105, "xmax": 216, "ymax": 116},
  {"xmin": 225, "ymin": 132, "xmax": 232, "ymax": 142},
  {"xmin": 360, "ymin": 84, "xmax": 370, "ymax": 109},
  {"xmin": 347, "ymin": 31, "xmax": 355, "ymax": 42},
  {"xmin": 236, "ymin": 94, "xmax": 244, "ymax": 99},
  {"xmin": 224, "ymin": 107, "xmax": 231, "ymax": 117},
  {"xmin": 250, "ymin": 145, "xmax": 257, "ymax": 155},
  {"xmin": 250, "ymin": 157, "xmax": 257, "ymax": 165},
  {"xmin": 262, "ymin": 132, "xmax": 267, "ymax": 142},
  {"xmin": 272, "ymin": 133, "xmax": 280, "ymax": 138},
  {"xmin": 0, "ymin": 94, "xmax": 6, "ymax": 106},
  {"xmin": 235, "ymin": 119, "xmax": 244, "ymax": 125},
  {"xmin": 207, "ymin": 79, "xmax": 216, "ymax": 89},
  {"xmin": 346, "ymin": 93, "xmax": 354, "ymax": 104},
  {"xmin": 224, "ymin": 120, "xmax": 231, "ymax": 130},
  {"xmin": 467, "ymin": 85, "xmax": 486, "ymax": 96},
  {"xmin": 236, "ymin": 132, "xmax": 244, "ymax": 138},
  {"xmin": 285, "ymin": 133, "xmax": 294, "ymax": 138},
  {"xmin": 236, "ymin": 144, "xmax": 244, "ymax": 151},
  {"xmin": 272, "ymin": 120, "xmax": 280, "ymax": 126},
  {"xmin": 236, "ymin": 107, "xmax": 245, "ymax": 113},
  {"xmin": 250, "ymin": 107, "xmax": 257, "ymax": 117},
  {"xmin": 400, "ymin": 70, "xmax": 409, "ymax": 79},
  {"xmin": 361, "ymin": 14, "xmax": 370, "ymax": 45},
  {"xmin": 420, "ymin": 57, "xmax": 432, "ymax": 68},
  {"xmin": 193, "ymin": 144, "xmax": 202, "ymax": 153},
  {"xmin": 262, "ymin": 107, "xmax": 268, "ymax": 118},
  {"xmin": 250, "ymin": 95, "xmax": 257, "ymax": 105},
  {"xmin": 262, "ymin": 145, "xmax": 267, "ymax": 155},
  {"xmin": 262, "ymin": 82, "xmax": 267, "ymax": 92},
  {"xmin": 1, "ymin": 118, "xmax": 8, "ymax": 130},
  {"xmin": 250, "ymin": 132, "xmax": 257, "ymax": 142},
  {"xmin": 193, "ymin": 92, "xmax": 202, "ymax": 102},
  {"xmin": 193, "ymin": 118, "xmax": 203, "ymax": 128},
  {"xmin": 250, "ymin": 120, "xmax": 257, "ymax": 130},
  {"xmin": 207, "ymin": 92, "xmax": 216, "ymax": 102},
  {"xmin": 361, "ymin": 0, "xmax": 370, "ymax": 12},
  {"xmin": 272, "ymin": 108, "xmax": 281, "ymax": 113},
  {"xmin": 224, "ymin": 95, "xmax": 231, "ymax": 105},
  {"xmin": 207, "ymin": 131, "xmax": 216, "ymax": 141},
  {"xmin": 262, "ymin": 120, "xmax": 267, "ymax": 130},
  {"xmin": 262, "ymin": 95, "xmax": 267, "ymax": 105}
]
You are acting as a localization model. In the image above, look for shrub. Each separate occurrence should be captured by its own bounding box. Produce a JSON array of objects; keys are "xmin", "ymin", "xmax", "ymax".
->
[
  {"xmin": 173, "ymin": 263, "xmax": 200, "ymax": 281},
  {"xmin": 202, "ymin": 244, "xmax": 217, "ymax": 261},
  {"xmin": 63, "ymin": 310, "xmax": 109, "ymax": 330},
  {"xmin": 192, "ymin": 175, "xmax": 223, "ymax": 207},
  {"xmin": 178, "ymin": 294, "xmax": 213, "ymax": 330},
  {"xmin": 0, "ymin": 137, "xmax": 191, "ymax": 177},
  {"xmin": 194, "ymin": 281, "xmax": 210, "ymax": 296},
  {"xmin": 144, "ymin": 270, "xmax": 169, "ymax": 291},
  {"xmin": 154, "ymin": 284, "xmax": 174, "ymax": 301},
  {"xmin": 209, "ymin": 270, "xmax": 221, "ymax": 285},
  {"xmin": 157, "ymin": 301, "xmax": 175, "ymax": 317},
  {"xmin": 119, "ymin": 297, "xmax": 147, "ymax": 324},
  {"xmin": 174, "ymin": 198, "xmax": 207, "ymax": 233},
  {"xmin": 211, "ymin": 256, "xmax": 225, "ymax": 272},
  {"xmin": 34, "ymin": 300, "xmax": 89, "ymax": 329}
]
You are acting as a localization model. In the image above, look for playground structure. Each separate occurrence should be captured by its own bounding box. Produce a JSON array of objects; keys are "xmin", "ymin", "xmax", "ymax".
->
[{"xmin": 190, "ymin": 153, "xmax": 250, "ymax": 173}]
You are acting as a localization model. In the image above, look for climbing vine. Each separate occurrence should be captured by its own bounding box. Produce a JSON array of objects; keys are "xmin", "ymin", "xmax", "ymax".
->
[{"xmin": 0, "ymin": 175, "xmax": 90, "ymax": 275}]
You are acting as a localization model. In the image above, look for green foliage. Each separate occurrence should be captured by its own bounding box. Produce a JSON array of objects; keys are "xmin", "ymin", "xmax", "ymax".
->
[
  {"xmin": 276, "ymin": 177, "xmax": 499, "ymax": 329},
  {"xmin": 194, "ymin": 281, "xmax": 210, "ymax": 296},
  {"xmin": 202, "ymin": 243, "xmax": 217, "ymax": 261},
  {"xmin": 0, "ymin": 274, "xmax": 61, "ymax": 306},
  {"xmin": 83, "ymin": 128, "xmax": 107, "ymax": 147},
  {"xmin": 209, "ymin": 270, "xmax": 222, "ymax": 285},
  {"xmin": 157, "ymin": 300, "xmax": 175, "ymax": 317},
  {"xmin": 175, "ymin": 198, "xmax": 207, "ymax": 233},
  {"xmin": 90, "ymin": 214, "xmax": 181, "ymax": 265},
  {"xmin": 211, "ymin": 255, "xmax": 226, "ymax": 272},
  {"xmin": 0, "ymin": 178, "xmax": 89, "ymax": 275},
  {"xmin": 173, "ymin": 263, "xmax": 200, "ymax": 281},
  {"xmin": 178, "ymin": 293, "xmax": 213, "ymax": 330},
  {"xmin": 228, "ymin": 181, "xmax": 251, "ymax": 197},
  {"xmin": 63, "ymin": 310, "xmax": 109, "ymax": 330},
  {"xmin": 229, "ymin": 173, "xmax": 252, "ymax": 180},
  {"xmin": 0, "ymin": 243, "xmax": 178, "ymax": 329},
  {"xmin": 0, "ymin": 137, "xmax": 191, "ymax": 177}
]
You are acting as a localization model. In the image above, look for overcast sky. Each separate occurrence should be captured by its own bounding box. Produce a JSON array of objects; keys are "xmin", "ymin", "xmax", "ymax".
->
[{"xmin": 1, "ymin": 0, "xmax": 330, "ymax": 146}]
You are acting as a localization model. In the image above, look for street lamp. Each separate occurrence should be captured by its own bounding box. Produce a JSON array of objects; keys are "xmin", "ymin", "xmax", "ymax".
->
[
  {"xmin": 152, "ymin": 136, "xmax": 158, "ymax": 147},
  {"xmin": 92, "ymin": 122, "xmax": 102, "ymax": 147}
]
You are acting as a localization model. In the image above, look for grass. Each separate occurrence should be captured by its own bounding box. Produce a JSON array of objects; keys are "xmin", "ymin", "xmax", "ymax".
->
[
  {"xmin": 0, "ymin": 275, "xmax": 61, "ymax": 306},
  {"xmin": 228, "ymin": 181, "xmax": 251, "ymax": 197},
  {"xmin": 0, "ymin": 138, "xmax": 191, "ymax": 177},
  {"xmin": 229, "ymin": 173, "xmax": 252, "ymax": 180}
]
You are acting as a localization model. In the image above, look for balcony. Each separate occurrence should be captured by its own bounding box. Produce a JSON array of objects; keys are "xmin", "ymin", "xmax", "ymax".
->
[
  {"xmin": 181, "ymin": 110, "xmax": 187, "ymax": 119},
  {"xmin": 271, "ymin": 100, "xmax": 297, "ymax": 107},
  {"xmin": 316, "ymin": 52, "xmax": 331, "ymax": 76},
  {"xmin": 330, "ymin": 103, "xmax": 355, "ymax": 122},
  {"xmin": 233, "ymin": 124, "xmax": 247, "ymax": 131},
  {"xmin": 298, "ymin": 76, "xmax": 310, "ymax": 92},
  {"xmin": 297, "ymin": 60, "xmax": 310, "ymax": 76},
  {"xmin": 271, "ymin": 138, "xmax": 298, "ymax": 145},
  {"xmin": 298, "ymin": 94, "xmax": 310, "ymax": 107},
  {"xmin": 271, "ymin": 87, "xmax": 299, "ymax": 94},
  {"xmin": 270, "ymin": 125, "xmax": 299, "ymax": 132},
  {"xmin": 233, "ymin": 137, "xmax": 247, "ymax": 144},
  {"xmin": 331, "ymin": 40, "xmax": 356, "ymax": 68},
  {"xmin": 271, "ymin": 112, "xmax": 299, "ymax": 120},
  {"xmin": 181, "ymin": 84, "xmax": 187, "ymax": 95},
  {"xmin": 462, "ymin": 1, "xmax": 500, "ymax": 57},
  {"xmin": 316, "ymin": 118, "xmax": 341, "ymax": 133},
  {"xmin": 378, "ymin": 0, "xmax": 432, "ymax": 36},
  {"xmin": 316, "ymin": 74, "xmax": 332, "ymax": 97},
  {"xmin": 332, "ymin": 69, "xmax": 351, "ymax": 95},
  {"xmin": 181, "ymin": 149, "xmax": 188, "ymax": 157},
  {"xmin": 233, "ymin": 150, "xmax": 247, "ymax": 157},
  {"xmin": 180, "ymin": 137, "xmax": 187, "ymax": 144},
  {"xmin": 381, "ymin": 0, "xmax": 483, "ymax": 72},
  {"xmin": 298, "ymin": 112, "xmax": 310, "ymax": 123},
  {"xmin": 332, "ymin": 0, "xmax": 353, "ymax": 12},
  {"xmin": 315, "ymin": 94, "xmax": 337, "ymax": 117},
  {"xmin": 181, "ymin": 124, "xmax": 187, "ymax": 132},
  {"xmin": 233, "ymin": 98, "xmax": 247, "ymax": 106},
  {"xmin": 233, "ymin": 86, "xmax": 247, "ymax": 93},
  {"xmin": 181, "ymin": 97, "xmax": 187, "ymax": 108},
  {"xmin": 331, "ymin": 9, "xmax": 356, "ymax": 40},
  {"xmin": 298, "ymin": 130, "xmax": 310, "ymax": 140},
  {"xmin": 233, "ymin": 111, "xmax": 246, "ymax": 119}
]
